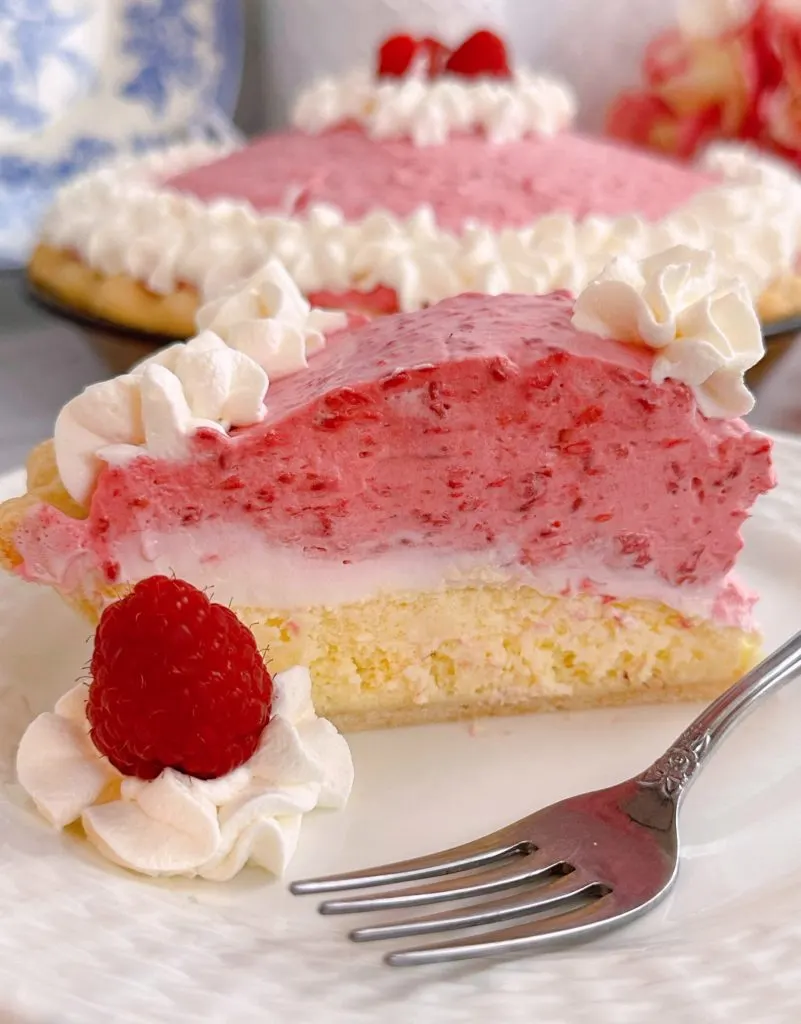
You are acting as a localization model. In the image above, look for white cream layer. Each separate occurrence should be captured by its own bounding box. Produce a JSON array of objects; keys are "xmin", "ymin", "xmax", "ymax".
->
[
  {"xmin": 25, "ymin": 521, "xmax": 752, "ymax": 628},
  {"xmin": 38, "ymin": 140, "xmax": 801, "ymax": 313}
]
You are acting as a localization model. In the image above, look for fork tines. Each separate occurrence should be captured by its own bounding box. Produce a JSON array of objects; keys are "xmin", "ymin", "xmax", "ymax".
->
[
  {"xmin": 290, "ymin": 832, "xmax": 613, "ymax": 966},
  {"xmin": 289, "ymin": 834, "xmax": 533, "ymax": 895}
]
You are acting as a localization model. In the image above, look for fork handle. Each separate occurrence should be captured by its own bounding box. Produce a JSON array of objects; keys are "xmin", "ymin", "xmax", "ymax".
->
[{"xmin": 638, "ymin": 628, "xmax": 801, "ymax": 801}]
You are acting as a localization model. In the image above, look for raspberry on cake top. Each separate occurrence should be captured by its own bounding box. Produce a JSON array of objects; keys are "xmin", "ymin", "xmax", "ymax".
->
[
  {"xmin": 1, "ymin": 245, "xmax": 773, "ymax": 729},
  {"xmin": 27, "ymin": 29, "xmax": 801, "ymax": 336}
]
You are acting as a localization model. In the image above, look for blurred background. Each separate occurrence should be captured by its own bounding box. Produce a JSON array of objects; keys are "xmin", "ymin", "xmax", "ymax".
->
[
  {"xmin": 0, "ymin": 0, "xmax": 678, "ymax": 265},
  {"xmin": 235, "ymin": 0, "xmax": 674, "ymax": 134}
]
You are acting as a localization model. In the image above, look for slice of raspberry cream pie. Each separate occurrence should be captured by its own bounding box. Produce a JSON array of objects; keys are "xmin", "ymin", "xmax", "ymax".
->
[
  {"xmin": 27, "ymin": 29, "xmax": 801, "ymax": 336},
  {"xmin": 1, "ymin": 247, "xmax": 772, "ymax": 729}
]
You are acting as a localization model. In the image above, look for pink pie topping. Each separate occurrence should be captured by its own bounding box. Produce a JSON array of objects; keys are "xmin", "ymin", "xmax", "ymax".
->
[{"xmin": 15, "ymin": 293, "xmax": 772, "ymax": 613}]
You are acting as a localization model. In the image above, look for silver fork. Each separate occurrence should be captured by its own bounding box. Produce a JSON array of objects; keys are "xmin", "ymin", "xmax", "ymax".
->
[{"xmin": 291, "ymin": 629, "xmax": 801, "ymax": 966}]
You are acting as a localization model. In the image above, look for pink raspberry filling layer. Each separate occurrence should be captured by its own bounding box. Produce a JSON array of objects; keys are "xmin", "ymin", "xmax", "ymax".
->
[
  {"xmin": 166, "ymin": 129, "xmax": 714, "ymax": 232},
  {"xmin": 16, "ymin": 293, "xmax": 772, "ymax": 621}
]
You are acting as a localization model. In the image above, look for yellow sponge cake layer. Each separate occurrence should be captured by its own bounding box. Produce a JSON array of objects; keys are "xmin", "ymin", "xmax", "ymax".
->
[
  {"xmin": 251, "ymin": 586, "xmax": 760, "ymax": 729},
  {"xmin": 63, "ymin": 581, "xmax": 760, "ymax": 731}
]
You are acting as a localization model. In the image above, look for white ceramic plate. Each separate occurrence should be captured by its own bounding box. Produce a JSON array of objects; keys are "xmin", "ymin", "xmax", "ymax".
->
[{"xmin": 2, "ymin": 434, "xmax": 801, "ymax": 1024}]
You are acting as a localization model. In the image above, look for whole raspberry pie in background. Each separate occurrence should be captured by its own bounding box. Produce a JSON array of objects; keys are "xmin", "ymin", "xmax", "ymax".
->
[{"xmin": 26, "ymin": 15, "xmax": 801, "ymax": 344}]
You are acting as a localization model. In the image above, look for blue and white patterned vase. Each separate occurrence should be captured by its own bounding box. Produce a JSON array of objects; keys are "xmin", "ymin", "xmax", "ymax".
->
[{"xmin": 0, "ymin": 0, "xmax": 244, "ymax": 265}]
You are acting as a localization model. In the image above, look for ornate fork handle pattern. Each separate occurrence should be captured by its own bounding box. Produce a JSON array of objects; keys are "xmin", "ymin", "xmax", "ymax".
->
[
  {"xmin": 639, "ymin": 628, "xmax": 801, "ymax": 804},
  {"xmin": 638, "ymin": 725, "xmax": 711, "ymax": 798}
]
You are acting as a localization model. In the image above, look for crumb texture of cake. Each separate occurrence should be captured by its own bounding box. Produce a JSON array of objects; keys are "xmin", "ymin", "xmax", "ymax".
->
[
  {"xmin": 239, "ymin": 586, "xmax": 760, "ymax": 729},
  {"xmin": 18, "ymin": 580, "xmax": 759, "ymax": 732}
]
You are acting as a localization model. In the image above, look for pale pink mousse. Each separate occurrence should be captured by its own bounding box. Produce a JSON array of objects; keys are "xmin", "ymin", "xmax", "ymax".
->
[
  {"xmin": 166, "ymin": 129, "xmax": 716, "ymax": 314},
  {"xmin": 15, "ymin": 293, "xmax": 773, "ymax": 619},
  {"xmin": 167, "ymin": 129, "xmax": 714, "ymax": 232}
]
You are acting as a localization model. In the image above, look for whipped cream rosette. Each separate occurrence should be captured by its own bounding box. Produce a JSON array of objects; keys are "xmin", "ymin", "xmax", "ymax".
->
[
  {"xmin": 53, "ymin": 259, "xmax": 349, "ymax": 506},
  {"xmin": 572, "ymin": 244, "xmax": 764, "ymax": 418},
  {"xmin": 195, "ymin": 259, "xmax": 348, "ymax": 377},
  {"xmin": 17, "ymin": 664, "xmax": 353, "ymax": 881}
]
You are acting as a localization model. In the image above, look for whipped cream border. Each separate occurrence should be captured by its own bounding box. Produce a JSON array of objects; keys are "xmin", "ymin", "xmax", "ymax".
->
[
  {"xmin": 15, "ymin": 666, "xmax": 354, "ymax": 881},
  {"xmin": 38, "ymin": 139, "xmax": 801, "ymax": 314},
  {"xmin": 291, "ymin": 67, "xmax": 577, "ymax": 145}
]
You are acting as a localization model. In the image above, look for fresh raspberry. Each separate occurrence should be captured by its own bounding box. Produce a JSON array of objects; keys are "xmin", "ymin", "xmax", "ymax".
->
[
  {"xmin": 444, "ymin": 29, "xmax": 511, "ymax": 79},
  {"xmin": 87, "ymin": 576, "xmax": 273, "ymax": 781},
  {"xmin": 377, "ymin": 33, "xmax": 419, "ymax": 77},
  {"xmin": 377, "ymin": 33, "xmax": 451, "ymax": 78}
]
